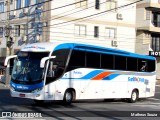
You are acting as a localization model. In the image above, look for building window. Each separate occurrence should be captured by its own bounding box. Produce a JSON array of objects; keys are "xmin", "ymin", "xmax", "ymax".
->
[
  {"xmin": 152, "ymin": 12, "xmax": 160, "ymax": 27},
  {"xmin": 0, "ymin": 2, "xmax": 4, "ymax": 13},
  {"xmin": 75, "ymin": 0, "xmax": 87, "ymax": 8},
  {"xmin": 22, "ymin": 24, "xmax": 27, "ymax": 35},
  {"xmin": 75, "ymin": 24, "xmax": 86, "ymax": 36},
  {"xmin": 106, "ymin": 0, "xmax": 116, "ymax": 11},
  {"xmin": 16, "ymin": 0, "xmax": 21, "ymax": 9},
  {"xmin": 15, "ymin": 25, "xmax": 20, "ymax": 37},
  {"xmin": 36, "ymin": 0, "xmax": 44, "ymax": 7},
  {"xmin": 94, "ymin": 26, "xmax": 99, "ymax": 38},
  {"xmin": 0, "ymin": 27, "xmax": 3, "ymax": 37},
  {"xmin": 151, "ymin": 34, "xmax": 160, "ymax": 51},
  {"xmin": 36, "ymin": 0, "xmax": 44, "ymax": 3},
  {"xmin": 24, "ymin": 0, "xmax": 30, "ymax": 7},
  {"xmin": 105, "ymin": 28, "xmax": 116, "ymax": 38},
  {"xmin": 95, "ymin": 0, "xmax": 100, "ymax": 10}
]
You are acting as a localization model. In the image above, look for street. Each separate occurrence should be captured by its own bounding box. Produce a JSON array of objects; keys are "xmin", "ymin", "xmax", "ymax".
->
[{"xmin": 0, "ymin": 82, "xmax": 160, "ymax": 120}]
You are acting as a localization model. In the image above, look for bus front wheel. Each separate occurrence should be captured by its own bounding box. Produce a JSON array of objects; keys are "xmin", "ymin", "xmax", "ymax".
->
[
  {"xmin": 128, "ymin": 90, "xmax": 138, "ymax": 103},
  {"xmin": 63, "ymin": 90, "xmax": 73, "ymax": 105}
]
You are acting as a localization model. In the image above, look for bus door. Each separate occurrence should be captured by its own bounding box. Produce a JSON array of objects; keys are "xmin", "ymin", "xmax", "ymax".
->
[{"xmin": 44, "ymin": 61, "xmax": 57, "ymax": 100}]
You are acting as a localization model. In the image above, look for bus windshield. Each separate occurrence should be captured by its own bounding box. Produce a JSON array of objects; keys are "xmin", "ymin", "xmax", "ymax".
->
[{"xmin": 11, "ymin": 52, "xmax": 49, "ymax": 84}]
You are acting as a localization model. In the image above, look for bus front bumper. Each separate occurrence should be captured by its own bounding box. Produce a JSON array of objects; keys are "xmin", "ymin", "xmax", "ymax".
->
[{"xmin": 10, "ymin": 88, "xmax": 44, "ymax": 100}]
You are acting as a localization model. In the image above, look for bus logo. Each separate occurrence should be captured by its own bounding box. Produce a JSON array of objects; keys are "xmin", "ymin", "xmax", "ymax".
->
[{"xmin": 128, "ymin": 77, "xmax": 145, "ymax": 83}]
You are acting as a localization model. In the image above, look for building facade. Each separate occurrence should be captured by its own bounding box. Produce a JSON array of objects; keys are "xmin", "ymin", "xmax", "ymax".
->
[
  {"xmin": 0, "ymin": 0, "xmax": 50, "ymax": 56},
  {"xmin": 0, "ymin": 0, "xmax": 137, "ymax": 56},
  {"xmin": 136, "ymin": 0, "xmax": 160, "ymax": 79}
]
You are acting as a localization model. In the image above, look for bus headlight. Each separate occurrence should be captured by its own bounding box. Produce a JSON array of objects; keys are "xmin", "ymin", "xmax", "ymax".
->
[
  {"xmin": 31, "ymin": 87, "xmax": 43, "ymax": 93},
  {"xmin": 10, "ymin": 86, "xmax": 15, "ymax": 91}
]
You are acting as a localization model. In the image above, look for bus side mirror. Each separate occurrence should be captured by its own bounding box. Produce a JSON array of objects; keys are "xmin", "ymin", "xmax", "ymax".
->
[
  {"xmin": 4, "ymin": 55, "xmax": 17, "ymax": 67},
  {"xmin": 4, "ymin": 55, "xmax": 17, "ymax": 75},
  {"xmin": 40, "ymin": 56, "xmax": 56, "ymax": 68}
]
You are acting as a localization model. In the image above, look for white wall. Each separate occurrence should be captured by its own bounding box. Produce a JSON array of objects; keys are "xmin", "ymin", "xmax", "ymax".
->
[{"xmin": 50, "ymin": 0, "xmax": 136, "ymax": 52}]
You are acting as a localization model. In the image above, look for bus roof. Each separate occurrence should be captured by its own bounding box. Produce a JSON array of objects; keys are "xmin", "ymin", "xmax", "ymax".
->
[
  {"xmin": 54, "ymin": 42, "xmax": 155, "ymax": 60},
  {"xmin": 21, "ymin": 42, "xmax": 155, "ymax": 60}
]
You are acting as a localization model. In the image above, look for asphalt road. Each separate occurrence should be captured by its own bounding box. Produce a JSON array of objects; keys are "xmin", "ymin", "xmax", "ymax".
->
[{"xmin": 0, "ymin": 82, "xmax": 160, "ymax": 120}]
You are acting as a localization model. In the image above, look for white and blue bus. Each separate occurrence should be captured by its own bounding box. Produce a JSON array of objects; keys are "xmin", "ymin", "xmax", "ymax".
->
[{"xmin": 5, "ymin": 42, "xmax": 156, "ymax": 104}]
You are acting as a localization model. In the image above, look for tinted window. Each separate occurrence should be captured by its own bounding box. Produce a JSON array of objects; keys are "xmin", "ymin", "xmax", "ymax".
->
[
  {"xmin": 147, "ymin": 60, "xmax": 155, "ymax": 72},
  {"xmin": 138, "ymin": 59, "xmax": 147, "ymax": 72},
  {"xmin": 69, "ymin": 50, "xmax": 85, "ymax": 67},
  {"xmin": 101, "ymin": 54, "xmax": 114, "ymax": 69},
  {"xmin": 127, "ymin": 57, "xmax": 137, "ymax": 71},
  {"xmin": 115, "ymin": 55, "xmax": 126, "ymax": 70},
  {"xmin": 51, "ymin": 49, "xmax": 70, "ymax": 67},
  {"xmin": 45, "ymin": 49, "xmax": 70, "ymax": 84},
  {"xmin": 86, "ymin": 52, "xmax": 100, "ymax": 68}
]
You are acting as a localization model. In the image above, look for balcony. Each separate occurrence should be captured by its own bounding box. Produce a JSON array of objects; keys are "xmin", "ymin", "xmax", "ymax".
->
[
  {"xmin": 137, "ymin": 8, "xmax": 160, "ymax": 32},
  {"xmin": 137, "ymin": 20, "xmax": 160, "ymax": 33},
  {"xmin": 145, "ymin": 0, "xmax": 160, "ymax": 10}
]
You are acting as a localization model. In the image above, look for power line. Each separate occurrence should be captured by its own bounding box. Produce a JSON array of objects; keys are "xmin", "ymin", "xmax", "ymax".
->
[
  {"xmin": 8, "ymin": 0, "xmax": 136, "ymax": 29},
  {"xmin": 1, "ymin": 0, "xmax": 149, "ymax": 45},
  {"xmin": 0, "ymin": 0, "xmax": 87, "ymax": 22},
  {"xmin": 49, "ymin": 0, "xmax": 144, "ymax": 28},
  {"xmin": 5, "ymin": 0, "xmax": 142, "ymax": 31},
  {"xmin": 0, "ymin": 0, "xmax": 53, "ymax": 14},
  {"xmin": 10, "ymin": 30, "xmax": 150, "ymax": 44}
]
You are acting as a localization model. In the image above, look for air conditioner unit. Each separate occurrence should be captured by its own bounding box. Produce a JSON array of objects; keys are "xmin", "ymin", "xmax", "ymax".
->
[
  {"xmin": 43, "ymin": 22, "xmax": 48, "ymax": 27},
  {"xmin": 117, "ymin": 13, "xmax": 123, "ymax": 20},
  {"xmin": 13, "ymin": 10, "xmax": 17, "ymax": 17},
  {"xmin": 22, "ymin": 8, "xmax": 29, "ymax": 15},
  {"xmin": 36, "ymin": 6, "xmax": 43, "ymax": 11},
  {"xmin": 111, "ymin": 40, "xmax": 118, "ymax": 47},
  {"xmin": 36, "ymin": 35, "xmax": 40, "ymax": 41},
  {"xmin": 21, "ymin": 36, "xmax": 27, "ymax": 41}
]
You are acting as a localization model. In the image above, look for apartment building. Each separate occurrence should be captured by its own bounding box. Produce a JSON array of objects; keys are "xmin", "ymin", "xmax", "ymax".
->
[
  {"xmin": 136, "ymin": 0, "xmax": 160, "ymax": 79},
  {"xmin": 0, "ymin": 0, "xmax": 137, "ymax": 57},
  {"xmin": 50, "ymin": 0, "xmax": 137, "ymax": 52},
  {"xmin": 0, "ymin": 0, "xmax": 50, "ymax": 56}
]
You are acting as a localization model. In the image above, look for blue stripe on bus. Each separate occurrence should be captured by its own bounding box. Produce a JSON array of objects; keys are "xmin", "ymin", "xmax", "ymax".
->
[
  {"xmin": 10, "ymin": 81, "xmax": 44, "ymax": 91},
  {"xmin": 80, "ymin": 70, "xmax": 104, "ymax": 79},
  {"xmin": 102, "ymin": 74, "xmax": 120, "ymax": 80}
]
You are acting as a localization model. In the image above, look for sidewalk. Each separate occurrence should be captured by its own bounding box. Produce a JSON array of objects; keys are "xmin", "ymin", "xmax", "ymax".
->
[
  {"xmin": 156, "ymin": 80, "xmax": 160, "ymax": 85},
  {"xmin": 0, "ymin": 81, "xmax": 9, "ymax": 88}
]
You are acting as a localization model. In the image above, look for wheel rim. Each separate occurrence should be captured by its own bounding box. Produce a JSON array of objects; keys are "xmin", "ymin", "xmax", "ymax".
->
[
  {"xmin": 66, "ymin": 92, "xmax": 72, "ymax": 102},
  {"xmin": 132, "ymin": 92, "xmax": 137, "ymax": 101}
]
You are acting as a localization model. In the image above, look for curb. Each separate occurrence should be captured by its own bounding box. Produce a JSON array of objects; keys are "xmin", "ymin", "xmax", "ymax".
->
[{"xmin": 0, "ymin": 82, "xmax": 10, "ymax": 88}]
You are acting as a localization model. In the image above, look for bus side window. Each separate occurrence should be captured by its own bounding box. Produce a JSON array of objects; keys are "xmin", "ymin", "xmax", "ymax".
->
[
  {"xmin": 148, "ymin": 60, "xmax": 155, "ymax": 72},
  {"xmin": 138, "ymin": 59, "xmax": 147, "ymax": 72}
]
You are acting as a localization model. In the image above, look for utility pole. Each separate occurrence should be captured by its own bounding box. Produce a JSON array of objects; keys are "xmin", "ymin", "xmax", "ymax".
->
[
  {"xmin": 5, "ymin": 0, "xmax": 13, "ymax": 55},
  {"xmin": 5, "ymin": 0, "xmax": 12, "ymax": 86}
]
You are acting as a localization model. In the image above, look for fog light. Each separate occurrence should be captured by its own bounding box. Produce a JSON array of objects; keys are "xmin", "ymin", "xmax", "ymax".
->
[{"xmin": 36, "ymin": 94, "xmax": 40, "ymax": 97}]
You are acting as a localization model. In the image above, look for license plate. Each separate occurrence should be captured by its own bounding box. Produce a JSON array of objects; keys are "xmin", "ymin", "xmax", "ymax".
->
[{"xmin": 19, "ymin": 93, "xmax": 25, "ymax": 97}]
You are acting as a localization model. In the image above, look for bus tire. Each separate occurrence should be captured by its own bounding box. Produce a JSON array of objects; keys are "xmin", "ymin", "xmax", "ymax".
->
[
  {"xmin": 34, "ymin": 100, "xmax": 44, "ymax": 104},
  {"xmin": 128, "ymin": 90, "xmax": 138, "ymax": 103},
  {"xmin": 63, "ymin": 90, "xmax": 73, "ymax": 105}
]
